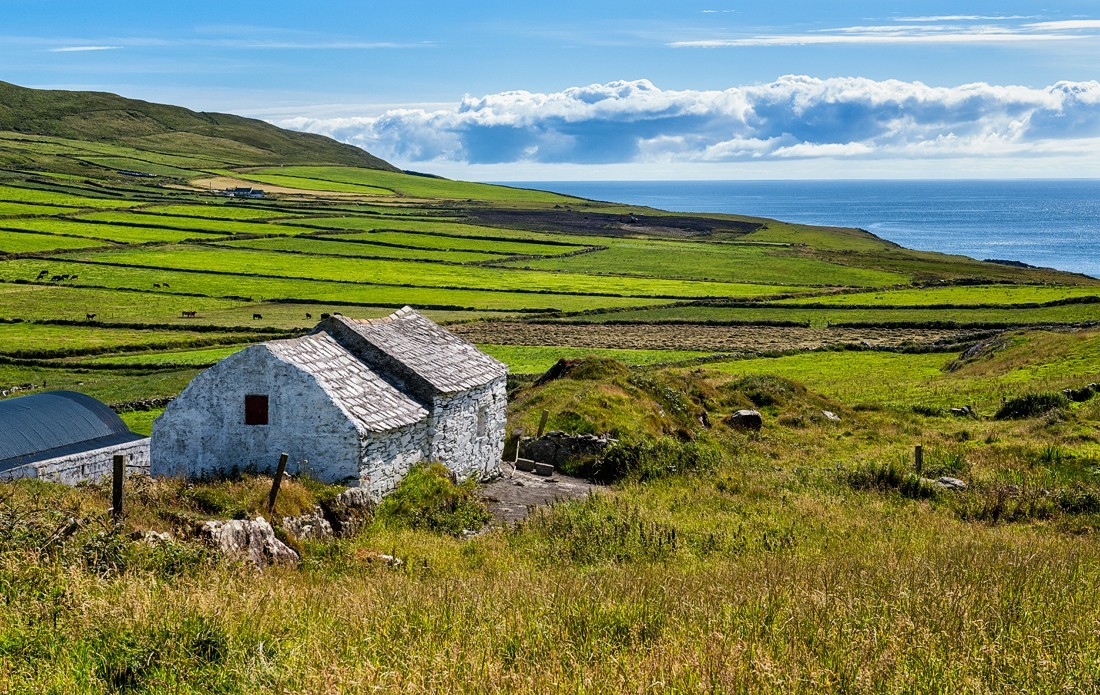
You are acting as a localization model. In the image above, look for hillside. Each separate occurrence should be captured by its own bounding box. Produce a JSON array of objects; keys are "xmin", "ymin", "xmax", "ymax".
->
[
  {"xmin": 0, "ymin": 81, "xmax": 397, "ymax": 170},
  {"xmin": 0, "ymin": 87, "xmax": 1099, "ymax": 692}
]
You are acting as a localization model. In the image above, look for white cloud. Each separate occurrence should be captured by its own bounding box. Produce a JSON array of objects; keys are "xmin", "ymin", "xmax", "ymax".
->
[
  {"xmin": 48, "ymin": 45, "xmax": 121, "ymax": 52},
  {"xmin": 275, "ymin": 76, "xmax": 1100, "ymax": 172}
]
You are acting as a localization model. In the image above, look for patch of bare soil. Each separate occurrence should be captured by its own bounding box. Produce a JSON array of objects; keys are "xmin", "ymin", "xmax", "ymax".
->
[
  {"xmin": 451, "ymin": 322, "xmax": 986, "ymax": 353},
  {"xmin": 478, "ymin": 469, "xmax": 598, "ymax": 524}
]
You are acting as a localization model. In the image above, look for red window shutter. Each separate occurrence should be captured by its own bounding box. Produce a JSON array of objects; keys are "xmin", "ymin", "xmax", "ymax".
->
[{"xmin": 244, "ymin": 395, "xmax": 269, "ymax": 425}]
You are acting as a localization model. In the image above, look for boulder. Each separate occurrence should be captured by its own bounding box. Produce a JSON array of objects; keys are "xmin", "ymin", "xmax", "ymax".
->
[
  {"xmin": 323, "ymin": 487, "xmax": 375, "ymax": 537},
  {"xmin": 199, "ymin": 516, "xmax": 298, "ymax": 568},
  {"xmin": 935, "ymin": 476, "xmax": 968, "ymax": 491},
  {"xmin": 520, "ymin": 431, "xmax": 616, "ymax": 467},
  {"xmin": 821, "ymin": 410, "xmax": 841, "ymax": 422},
  {"xmin": 281, "ymin": 505, "xmax": 333, "ymax": 541},
  {"xmin": 726, "ymin": 409, "xmax": 763, "ymax": 430},
  {"xmin": 949, "ymin": 406, "xmax": 974, "ymax": 417}
]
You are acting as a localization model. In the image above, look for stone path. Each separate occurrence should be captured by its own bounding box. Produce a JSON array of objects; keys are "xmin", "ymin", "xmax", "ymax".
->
[{"xmin": 478, "ymin": 468, "xmax": 598, "ymax": 524}]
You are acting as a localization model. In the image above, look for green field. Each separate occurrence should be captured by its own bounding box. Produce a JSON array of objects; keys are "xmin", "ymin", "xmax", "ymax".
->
[
  {"xmin": 0, "ymin": 323, "xmax": 265, "ymax": 358},
  {"xmin": 0, "ymin": 217, "xmax": 228, "ymax": 244},
  {"xmin": 504, "ymin": 238, "xmax": 909, "ymax": 286},
  {"xmin": 0, "ymin": 184, "xmax": 138, "ymax": 208},
  {"xmin": 139, "ymin": 203, "xmax": 298, "ymax": 220},
  {"xmin": 0, "ymin": 200, "xmax": 78, "ymax": 216},
  {"xmin": 0, "ymin": 229, "xmax": 106, "ymax": 254},
  {"xmin": 58, "ymin": 245, "xmax": 809, "ymax": 299},
  {"xmin": 74, "ymin": 210, "xmax": 320, "ymax": 236},
  {"xmin": 778, "ymin": 284, "xmax": 1100, "ymax": 306},
  {"xmin": 480, "ymin": 344, "xmax": 715, "ymax": 373},
  {"xmin": 215, "ymin": 236, "xmax": 502, "ymax": 263}
]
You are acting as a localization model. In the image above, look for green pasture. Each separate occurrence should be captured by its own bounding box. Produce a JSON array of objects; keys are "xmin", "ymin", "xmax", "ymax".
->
[
  {"xmin": 0, "ymin": 323, "xmax": 261, "ymax": 358},
  {"xmin": 504, "ymin": 238, "xmax": 908, "ymax": 286},
  {"xmin": 74, "ymin": 211, "xmax": 319, "ymax": 236},
  {"xmin": 118, "ymin": 407, "xmax": 164, "ymax": 435},
  {"xmin": 0, "ymin": 184, "xmax": 138, "ymax": 208},
  {"xmin": 215, "ymin": 236, "xmax": 500, "ymax": 263},
  {"xmin": 83, "ymin": 345, "xmax": 247, "ymax": 367},
  {"xmin": 0, "ymin": 362, "xmax": 198, "ymax": 406},
  {"xmin": 564, "ymin": 303, "xmax": 1100, "ymax": 326},
  {"xmin": 778, "ymin": 284, "xmax": 1100, "ymax": 307},
  {"xmin": 0, "ymin": 230, "xmax": 105, "ymax": 254},
  {"xmin": 480, "ymin": 345, "xmax": 715, "ymax": 374},
  {"xmin": 0, "ymin": 218, "xmax": 226, "ymax": 244},
  {"xmin": 358, "ymin": 231, "xmax": 588, "ymax": 256},
  {"xmin": 0, "ymin": 258, "xmax": 665, "ymax": 312},
  {"xmin": 701, "ymin": 328, "xmax": 1100, "ymax": 411},
  {"xmin": 138, "ymin": 203, "xmax": 296, "ymax": 220},
  {"xmin": 0, "ymin": 284, "xmax": 247, "ymax": 323},
  {"xmin": 65, "ymin": 245, "xmax": 806, "ymax": 299},
  {"xmin": 76, "ymin": 156, "xmax": 201, "ymax": 178},
  {"xmin": 244, "ymin": 166, "xmax": 577, "ymax": 204},
  {"xmin": 284, "ymin": 216, "xmax": 604, "ymax": 244},
  {"xmin": 742, "ymin": 221, "xmax": 893, "ymax": 252},
  {"xmin": 0, "ymin": 201, "xmax": 77, "ymax": 216}
]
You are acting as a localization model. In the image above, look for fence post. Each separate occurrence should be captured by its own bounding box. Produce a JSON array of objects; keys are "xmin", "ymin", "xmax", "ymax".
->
[
  {"xmin": 914, "ymin": 445, "xmax": 924, "ymax": 475},
  {"xmin": 537, "ymin": 410, "xmax": 550, "ymax": 438},
  {"xmin": 268, "ymin": 452, "xmax": 289, "ymax": 515},
  {"xmin": 111, "ymin": 454, "xmax": 125, "ymax": 523}
]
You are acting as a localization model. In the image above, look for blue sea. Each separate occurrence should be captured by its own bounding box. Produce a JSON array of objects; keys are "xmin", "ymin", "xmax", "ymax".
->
[{"xmin": 505, "ymin": 180, "xmax": 1100, "ymax": 278}]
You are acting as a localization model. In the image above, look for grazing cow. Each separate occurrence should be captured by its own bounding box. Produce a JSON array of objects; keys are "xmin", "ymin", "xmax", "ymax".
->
[
  {"xmin": 162, "ymin": 283, "xmax": 170, "ymax": 288},
  {"xmin": 320, "ymin": 313, "xmax": 331, "ymax": 319},
  {"xmin": 49, "ymin": 275, "xmax": 62, "ymax": 282},
  {"xmin": 36, "ymin": 270, "xmax": 48, "ymax": 279},
  {"xmin": 306, "ymin": 312, "xmax": 312, "ymax": 319},
  {"xmin": 70, "ymin": 275, "xmax": 78, "ymax": 280},
  {"xmin": 85, "ymin": 313, "xmax": 96, "ymax": 321},
  {"xmin": 181, "ymin": 310, "xmax": 197, "ymax": 318},
  {"xmin": 252, "ymin": 313, "xmax": 263, "ymax": 320},
  {"xmin": 153, "ymin": 283, "xmax": 162, "ymax": 289}
]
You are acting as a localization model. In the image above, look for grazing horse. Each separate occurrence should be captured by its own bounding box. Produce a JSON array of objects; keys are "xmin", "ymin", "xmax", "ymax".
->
[
  {"xmin": 252, "ymin": 313, "xmax": 263, "ymax": 320},
  {"xmin": 306, "ymin": 312, "xmax": 312, "ymax": 319},
  {"xmin": 85, "ymin": 313, "xmax": 96, "ymax": 321}
]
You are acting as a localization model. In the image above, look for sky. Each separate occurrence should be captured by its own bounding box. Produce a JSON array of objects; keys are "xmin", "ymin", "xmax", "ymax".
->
[{"xmin": 4, "ymin": 0, "xmax": 1100, "ymax": 180}]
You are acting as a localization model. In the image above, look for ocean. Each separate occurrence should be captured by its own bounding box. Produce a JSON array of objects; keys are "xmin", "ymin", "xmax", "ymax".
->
[{"xmin": 504, "ymin": 180, "xmax": 1100, "ymax": 278}]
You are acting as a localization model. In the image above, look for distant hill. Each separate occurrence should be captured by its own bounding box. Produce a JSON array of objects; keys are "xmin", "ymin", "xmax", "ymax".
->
[{"xmin": 0, "ymin": 81, "xmax": 397, "ymax": 171}]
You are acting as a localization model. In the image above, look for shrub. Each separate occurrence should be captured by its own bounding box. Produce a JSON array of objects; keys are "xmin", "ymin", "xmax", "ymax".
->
[
  {"xmin": 727, "ymin": 375, "xmax": 805, "ymax": 407},
  {"xmin": 995, "ymin": 392, "xmax": 1069, "ymax": 420},
  {"xmin": 376, "ymin": 463, "xmax": 491, "ymax": 535},
  {"xmin": 846, "ymin": 459, "xmax": 938, "ymax": 500}
]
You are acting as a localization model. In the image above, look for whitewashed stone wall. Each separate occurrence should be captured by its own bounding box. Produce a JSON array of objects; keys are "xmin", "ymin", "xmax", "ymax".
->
[
  {"xmin": 427, "ymin": 376, "xmax": 507, "ymax": 481},
  {"xmin": 151, "ymin": 347, "xmax": 365, "ymax": 483},
  {"xmin": 360, "ymin": 422, "xmax": 428, "ymax": 498},
  {"xmin": 2, "ymin": 438, "xmax": 150, "ymax": 485}
]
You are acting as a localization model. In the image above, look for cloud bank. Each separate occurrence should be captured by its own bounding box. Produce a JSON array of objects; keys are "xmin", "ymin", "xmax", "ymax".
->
[{"xmin": 276, "ymin": 76, "xmax": 1100, "ymax": 171}]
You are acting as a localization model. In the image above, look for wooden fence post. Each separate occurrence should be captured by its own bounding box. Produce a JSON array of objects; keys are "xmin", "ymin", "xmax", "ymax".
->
[
  {"xmin": 111, "ymin": 454, "xmax": 125, "ymax": 523},
  {"xmin": 268, "ymin": 452, "xmax": 289, "ymax": 515},
  {"xmin": 537, "ymin": 410, "xmax": 550, "ymax": 438},
  {"xmin": 914, "ymin": 445, "xmax": 923, "ymax": 475}
]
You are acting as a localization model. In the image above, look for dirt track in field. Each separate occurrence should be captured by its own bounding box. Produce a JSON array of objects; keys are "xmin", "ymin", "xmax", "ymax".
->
[{"xmin": 450, "ymin": 322, "xmax": 986, "ymax": 353}]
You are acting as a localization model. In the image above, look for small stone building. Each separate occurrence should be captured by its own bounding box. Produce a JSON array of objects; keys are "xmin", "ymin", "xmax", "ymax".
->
[
  {"xmin": 150, "ymin": 307, "xmax": 507, "ymax": 496},
  {"xmin": 0, "ymin": 391, "xmax": 150, "ymax": 484}
]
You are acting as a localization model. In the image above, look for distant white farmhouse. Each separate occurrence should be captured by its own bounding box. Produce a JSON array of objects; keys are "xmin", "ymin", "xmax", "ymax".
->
[{"xmin": 150, "ymin": 308, "xmax": 507, "ymax": 496}]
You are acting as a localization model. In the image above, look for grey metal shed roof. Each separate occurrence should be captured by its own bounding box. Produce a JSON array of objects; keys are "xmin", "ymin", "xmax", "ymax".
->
[
  {"xmin": 0, "ymin": 391, "xmax": 144, "ymax": 472},
  {"xmin": 327, "ymin": 308, "xmax": 507, "ymax": 395},
  {"xmin": 266, "ymin": 332, "xmax": 428, "ymax": 432}
]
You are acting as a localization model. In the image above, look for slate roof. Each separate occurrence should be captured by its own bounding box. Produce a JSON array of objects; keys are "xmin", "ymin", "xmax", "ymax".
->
[
  {"xmin": 327, "ymin": 307, "xmax": 508, "ymax": 394},
  {"xmin": 265, "ymin": 331, "xmax": 428, "ymax": 432},
  {"xmin": 0, "ymin": 391, "xmax": 145, "ymax": 472}
]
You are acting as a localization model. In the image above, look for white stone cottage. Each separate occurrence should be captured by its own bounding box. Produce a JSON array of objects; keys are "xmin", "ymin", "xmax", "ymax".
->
[{"xmin": 150, "ymin": 307, "xmax": 507, "ymax": 496}]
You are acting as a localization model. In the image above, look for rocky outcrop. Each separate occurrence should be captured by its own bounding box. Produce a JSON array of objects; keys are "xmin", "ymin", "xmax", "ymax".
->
[
  {"xmin": 198, "ymin": 516, "xmax": 299, "ymax": 568},
  {"xmin": 323, "ymin": 487, "xmax": 375, "ymax": 537},
  {"xmin": 281, "ymin": 506, "xmax": 333, "ymax": 541},
  {"xmin": 519, "ymin": 431, "xmax": 616, "ymax": 467}
]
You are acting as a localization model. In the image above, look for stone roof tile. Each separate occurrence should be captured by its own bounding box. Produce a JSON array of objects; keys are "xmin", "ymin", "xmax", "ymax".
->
[
  {"xmin": 332, "ymin": 307, "xmax": 507, "ymax": 394},
  {"xmin": 266, "ymin": 332, "xmax": 427, "ymax": 433}
]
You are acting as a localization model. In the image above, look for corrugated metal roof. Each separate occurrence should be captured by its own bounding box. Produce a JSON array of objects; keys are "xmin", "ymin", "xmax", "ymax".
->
[
  {"xmin": 326, "ymin": 307, "xmax": 507, "ymax": 395},
  {"xmin": 265, "ymin": 332, "xmax": 428, "ymax": 432},
  {"xmin": 0, "ymin": 391, "xmax": 144, "ymax": 472}
]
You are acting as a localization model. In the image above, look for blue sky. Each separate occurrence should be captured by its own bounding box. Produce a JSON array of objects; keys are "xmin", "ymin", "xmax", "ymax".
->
[{"xmin": 4, "ymin": 0, "xmax": 1100, "ymax": 179}]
